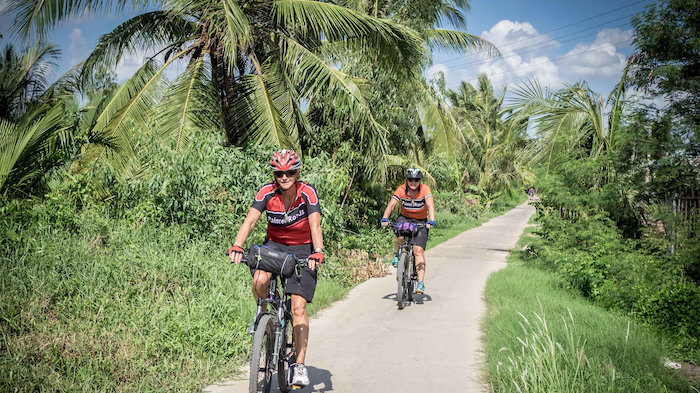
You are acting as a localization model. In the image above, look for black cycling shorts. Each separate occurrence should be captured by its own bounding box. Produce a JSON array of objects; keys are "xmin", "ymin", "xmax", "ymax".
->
[
  {"xmin": 250, "ymin": 239, "xmax": 318, "ymax": 303},
  {"xmin": 396, "ymin": 215, "xmax": 429, "ymax": 250}
]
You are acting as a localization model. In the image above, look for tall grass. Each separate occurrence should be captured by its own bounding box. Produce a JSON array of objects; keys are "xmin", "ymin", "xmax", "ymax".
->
[{"xmin": 484, "ymin": 266, "xmax": 695, "ymax": 392}]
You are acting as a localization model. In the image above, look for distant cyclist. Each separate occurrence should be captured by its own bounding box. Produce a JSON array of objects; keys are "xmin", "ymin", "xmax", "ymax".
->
[
  {"xmin": 228, "ymin": 149, "xmax": 324, "ymax": 387},
  {"xmin": 380, "ymin": 168, "xmax": 435, "ymax": 294}
]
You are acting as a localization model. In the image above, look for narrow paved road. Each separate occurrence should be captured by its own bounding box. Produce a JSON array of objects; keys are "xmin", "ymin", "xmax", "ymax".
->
[{"xmin": 205, "ymin": 202, "xmax": 535, "ymax": 393}]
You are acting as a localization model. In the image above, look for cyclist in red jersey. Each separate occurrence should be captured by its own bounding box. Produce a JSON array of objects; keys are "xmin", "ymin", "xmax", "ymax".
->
[
  {"xmin": 228, "ymin": 149, "xmax": 324, "ymax": 387},
  {"xmin": 380, "ymin": 168, "xmax": 435, "ymax": 294}
]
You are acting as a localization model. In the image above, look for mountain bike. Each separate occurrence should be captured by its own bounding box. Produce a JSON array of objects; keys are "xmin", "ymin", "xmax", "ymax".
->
[
  {"xmin": 227, "ymin": 248, "xmax": 308, "ymax": 393},
  {"xmin": 386, "ymin": 221, "xmax": 425, "ymax": 310}
]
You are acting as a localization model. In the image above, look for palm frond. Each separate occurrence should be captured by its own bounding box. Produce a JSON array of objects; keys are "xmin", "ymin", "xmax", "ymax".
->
[
  {"xmin": 273, "ymin": 0, "xmax": 425, "ymax": 76},
  {"xmin": 83, "ymin": 11, "xmax": 200, "ymax": 81},
  {"xmin": 234, "ymin": 55, "xmax": 295, "ymax": 149},
  {"xmin": 422, "ymin": 29, "xmax": 499, "ymax": 57},
  {"xmin": 156, "ymin": 54, "xmax": 221, "ymax": 151},
  {"xmin": 0, "ymin": 104, "xmax": 64, "ymax": 194}
]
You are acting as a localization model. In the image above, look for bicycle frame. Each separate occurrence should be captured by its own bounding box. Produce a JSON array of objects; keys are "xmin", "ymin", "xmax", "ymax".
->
[{"xmin": 253, "ymin": 273, "xmax": 296, "ymax": 368}]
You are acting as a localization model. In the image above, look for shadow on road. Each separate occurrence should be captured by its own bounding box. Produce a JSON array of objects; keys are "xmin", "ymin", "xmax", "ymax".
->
[
  {"xmin": 291, "ymin": 366, "xmax": 333, "ymax": 392},
  {"xmin": 381, "ymin": 293, "xmax": 432, "ymax": 305}
]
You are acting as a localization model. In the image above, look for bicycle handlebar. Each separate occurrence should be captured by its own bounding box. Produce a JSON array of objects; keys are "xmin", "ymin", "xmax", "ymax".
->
[{"xmin": 225, "ymin": 248, "xmax": 310, "ymax": 267}]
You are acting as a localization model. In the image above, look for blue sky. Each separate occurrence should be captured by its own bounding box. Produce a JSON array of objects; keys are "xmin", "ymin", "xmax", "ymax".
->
[{"xmin": 0, "ymin": 0, "xmax": 654, "ymax": 98}]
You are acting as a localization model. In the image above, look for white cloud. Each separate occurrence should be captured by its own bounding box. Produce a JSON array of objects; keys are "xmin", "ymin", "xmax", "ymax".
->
[
  {"xmin": 115, "ymin": 49, "xmax": 150, "ymax": 80},
  {"xmin": 559, "ymin": 28, "xmax": 633, "ymax": 77},
  {"xmin": 425, "ymin": 63, "xmax": 449, "ymax": 80},
  {"xmin": 481, "ymin": 20, "xmax": 557, "ymax": 52},
  {"xmin": 449, "ymin": 20, "xmax": 563, "ymax": 91},
  {"xmin": 69, "ymin": 28, "xmax": 87, "ymax": 66}
]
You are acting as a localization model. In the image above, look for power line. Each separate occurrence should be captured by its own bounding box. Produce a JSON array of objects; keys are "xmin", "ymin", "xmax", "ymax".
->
[
  {"xmin": 462, "ymin": 38, "xmax": 634, "ymax": 81},
  {"xmin": 438, "ymin": 12, "xmax": 637, "ymax": 68},
  {"xmin": 488, "ymin": 0, "xmax": 647, "ymax": 50},
  {"xmin": 426, "ymin": 22, "xmax": 632, "ymax": 78},
  {"xmin": 435, "ymin": 0, "xmax": 651, "ymax": 66}
]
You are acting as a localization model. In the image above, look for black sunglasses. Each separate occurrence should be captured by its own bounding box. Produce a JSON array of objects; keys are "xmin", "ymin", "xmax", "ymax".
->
[
  {"xmin": 274, "ymin": 170, "xmax": 298, "ymax": 178},
  {"xmin": 407, "ymin": 178, "xmax": 421, "ymax": 183}
]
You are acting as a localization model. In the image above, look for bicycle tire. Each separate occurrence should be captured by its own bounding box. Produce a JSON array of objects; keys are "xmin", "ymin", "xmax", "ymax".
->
[
  {"xmin": 277, "ymin": 319, "xmax": 296, "ymax": 393},
  {"xmin": 407, "ymin": 255, "xmax": 415, "ymax": 302},
  {"xmin": 249, "ymin": 313, "xmax": 275, "ymax": 393},
  {"xmin": 397, "ymin": 251, "xmax": 407, "ymax": 309}
]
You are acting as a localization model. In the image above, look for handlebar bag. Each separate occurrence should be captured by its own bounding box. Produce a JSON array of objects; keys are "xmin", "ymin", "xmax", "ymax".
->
[
  {"xmin": 394, "ymin": 222, "xmax": 417, "ymax": 236},
  {"xmin": 246, "ymin": 245, "xmax": 298, "ymax": 278}
]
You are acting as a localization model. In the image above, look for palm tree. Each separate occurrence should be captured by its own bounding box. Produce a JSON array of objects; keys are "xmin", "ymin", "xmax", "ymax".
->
[
  {"xmin": 0, "ymin": 43, "xmax": 60, "ymax": 120},
  {"xmin": 9, "ymin": 0, "xmax": 427, "ymax": 154},
  {"xmin": 446, "ymin": 73, "xmax": 529, "ymax": 195},
  {"xmin": 510, "ymin": 71, "xmax": 629, "ymax": 173}
]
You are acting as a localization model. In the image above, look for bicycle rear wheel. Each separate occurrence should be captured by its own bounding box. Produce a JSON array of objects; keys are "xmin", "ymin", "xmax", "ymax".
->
[
  {"xmin": 249, "ymin": 313, "xmax": 275, "ymax": 393},
  {"xmin": 397, "ymin": 251, "xmax": 408, "ymax": 309},
  {"xmin": 277, "ymin": 318, "xmax": 296, "ymax": 393}
]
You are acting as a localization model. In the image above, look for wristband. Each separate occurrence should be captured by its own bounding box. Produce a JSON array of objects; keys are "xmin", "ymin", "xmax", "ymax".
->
[
  {"xmin": 427, "ymin": 220, "xmax": 436, "ymax": 227},
  {"xmin": 380, "ymin": 218, "xmax": 389, "ymax": 223}
]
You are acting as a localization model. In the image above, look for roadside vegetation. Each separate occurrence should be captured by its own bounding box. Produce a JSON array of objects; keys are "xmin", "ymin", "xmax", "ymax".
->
[
  {"xmin": 0, "ymin": 0, "xmax": 530, "ymax": 388},
  {"xmin": 484, "ymin": 1, "xmax": 700, "ymax": 391},
  {"xmin": 1, "ymin": 0, "xmax": 697, "ymax": 389}
]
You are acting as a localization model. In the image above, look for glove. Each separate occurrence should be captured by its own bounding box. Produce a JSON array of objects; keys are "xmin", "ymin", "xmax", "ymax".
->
[
  {"xmin": 309, "ymin": 252, "xmax": 325, "ymax": 265},
  {"xmin": 380, "ymin": 217, "xmax": 389, "ymax": 227},
  {"xmin": 228, "ymin": 245, "xmax": 245, "ymax": 262},
  {"xmin": 427, "ymin": 220, "xmax": 436, "ymax": 227}
]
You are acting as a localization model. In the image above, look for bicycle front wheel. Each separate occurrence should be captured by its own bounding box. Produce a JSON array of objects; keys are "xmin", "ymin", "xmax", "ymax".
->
[
  {"xmin": 397, "ymin": 251, "xmax": 408, "ymax": 309},
  {"xmin": 277, "ymin": 319, "xmax": 296, "ymax": 393},
  {"xmin": 249, "ymin": 313, "xmax": 275, "ymax": 393}
]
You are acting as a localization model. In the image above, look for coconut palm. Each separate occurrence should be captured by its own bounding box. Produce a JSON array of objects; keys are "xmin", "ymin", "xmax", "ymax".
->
[
  {"xmin": 446, "ymin": 73, "xmax": 529, "ymax": 195},
  {"xmin": 8, "ymin": 0, "xmax": 428, "ymax": 155},
  {"xmin": 510, "ymin": 71, "xmax": 629, "ymax": 173},
  {"xmin": 0, "ymin": 43, "xmax": 60, "ymax": 121}
]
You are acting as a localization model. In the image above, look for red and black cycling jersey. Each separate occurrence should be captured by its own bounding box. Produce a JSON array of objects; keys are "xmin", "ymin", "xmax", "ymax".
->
[
  {"xmin": 251, "ymin": 181, "xmax": 322, "ymax": 246},
  {"xmin": 392, "ymin": 183, "xmax": 433, "ymax": 220}
]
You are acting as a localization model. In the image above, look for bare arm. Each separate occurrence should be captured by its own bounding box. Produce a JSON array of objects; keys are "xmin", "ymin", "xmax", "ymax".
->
[
  {"xmin": 381, "ymin": 198, "xmax": 399, "ymax": 226},
  {"xmin": 308, "ymin": 212, "xmax": 324, "ymax": 270},
  {"xmin": 230, "ymin": 207, "xmax": 262, "ymax": 263},
  {"xmin": 426, "ymin": 195, "xmax": 435, "ymax": 228}
]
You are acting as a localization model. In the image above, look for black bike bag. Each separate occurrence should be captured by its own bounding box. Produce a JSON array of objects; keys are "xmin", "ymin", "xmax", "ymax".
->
[{"xmin": 246, "ymin": 245, "xmax": 298, "ymax": 278}]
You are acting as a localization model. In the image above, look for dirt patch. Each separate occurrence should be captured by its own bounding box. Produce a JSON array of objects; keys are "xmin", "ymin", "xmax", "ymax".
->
[
  {"xmin": 679, "ymin": 362, "xmax": 700, "ymax": 385},
  {"xmin": 337, "ymin": 249, "xmax": 388, "ymax": 283}
]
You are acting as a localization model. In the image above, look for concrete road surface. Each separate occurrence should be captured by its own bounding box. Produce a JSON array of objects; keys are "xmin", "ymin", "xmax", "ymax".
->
[{"xmin": 205, "ymin": 202, "xmax": 535, "ymax": 393}]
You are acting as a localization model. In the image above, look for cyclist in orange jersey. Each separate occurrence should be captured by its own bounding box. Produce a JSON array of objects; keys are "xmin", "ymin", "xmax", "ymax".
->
[{"xmin": 380, "ymin": 168, "xmax": 435, "ymax": 294}]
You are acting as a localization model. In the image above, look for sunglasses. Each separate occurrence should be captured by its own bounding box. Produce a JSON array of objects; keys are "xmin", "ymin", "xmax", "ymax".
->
[
  {"xmin": 274, "ymin": 170, "xmax": 298, "ymax": 178},
  {"xmin": 407, "ymin": 178, "xmax": 421, "ymax": 183}
]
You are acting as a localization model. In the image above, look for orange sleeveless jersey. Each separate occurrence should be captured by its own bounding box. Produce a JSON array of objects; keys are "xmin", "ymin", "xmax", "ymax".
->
[{"xmin": 392, "ymin": 183, "xmax": 433, "ymax": 219}]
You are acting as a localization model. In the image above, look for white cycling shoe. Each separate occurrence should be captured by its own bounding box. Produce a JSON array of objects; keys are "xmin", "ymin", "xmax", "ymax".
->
[{"xmin": 292, "ymin": 364, "xmax": 310, "ymax": 386}]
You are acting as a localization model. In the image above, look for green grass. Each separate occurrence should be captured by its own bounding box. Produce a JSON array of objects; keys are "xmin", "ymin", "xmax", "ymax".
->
[{"xmin": 483, "ymin": 238, "xmax": 696, "ymax": 391}]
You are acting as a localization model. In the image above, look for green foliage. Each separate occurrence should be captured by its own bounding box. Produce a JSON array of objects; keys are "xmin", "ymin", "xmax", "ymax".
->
[
  {"xmin": 630, "ymin": 0, "xmax": 700, "ymax": 130},
  {"xmin": 485, "ymin": 263, "xmax": 696, "ymax": 392}
]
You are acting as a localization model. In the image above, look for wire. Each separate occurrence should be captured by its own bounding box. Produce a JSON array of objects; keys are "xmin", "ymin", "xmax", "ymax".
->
[
  {"xmin": 437, "ymin": 12, "xmax": 638, "ymax": 68},
  {"xmin": 485, "ymin": 0, "xmax": 648, "ymax": 50},
  {"xmin": 461, "ymin": 38, "xmax": 634, "ymax": 81},
  {"xmin": 426, "ymin": 22, "xmax": 632, "ymax": 78}
]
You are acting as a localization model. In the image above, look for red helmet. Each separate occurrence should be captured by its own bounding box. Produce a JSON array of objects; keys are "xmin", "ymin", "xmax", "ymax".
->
[{"xmin": 270, "ymin": 149, "xmax": 301, "ymax": 171}]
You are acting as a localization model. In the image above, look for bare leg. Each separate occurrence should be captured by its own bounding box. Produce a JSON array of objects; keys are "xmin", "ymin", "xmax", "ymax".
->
[
  {"xmin": 252, "ymin": 270, "xmax": 272, "ymax": 310},
  {"xmin": 395, "ymin": 236, "xmax": 404, "ymax": 254},
  {"xmin": 413, "ymin": 245, "xmax": 426, "ymax": 282},
  {"xmin": 291, "ymin": 294, "xmax": 309, "ymax": 364}
]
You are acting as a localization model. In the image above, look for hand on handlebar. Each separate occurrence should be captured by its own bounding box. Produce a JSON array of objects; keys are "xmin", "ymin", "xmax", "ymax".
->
[
  {"xmin": 228, "ymin": 245, "xmax": 245, "ymax": 264},
  {"xmin": 309, "ymin": 252, "xmax": 324, "ymax": 270}
]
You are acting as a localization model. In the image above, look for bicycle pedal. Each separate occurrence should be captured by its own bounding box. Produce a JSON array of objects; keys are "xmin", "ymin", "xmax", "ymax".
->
[{"xmin": 292, "ymin": 385, "xmax": 304, "ymax": 390}]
